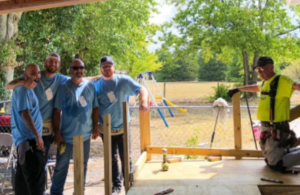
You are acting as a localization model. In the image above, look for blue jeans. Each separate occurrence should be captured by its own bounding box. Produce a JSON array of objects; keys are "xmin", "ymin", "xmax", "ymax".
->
[
  {"xmin": 100, "ymin": 133, "xmax": 132, "ymax": 189},
  {"xmin": 50, "ymin": 139, "xmax": 91, "ymax": 195}
]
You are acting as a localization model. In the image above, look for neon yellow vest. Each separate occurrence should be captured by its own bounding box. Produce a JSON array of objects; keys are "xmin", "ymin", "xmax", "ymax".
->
[{"xmin": 257, "ymin": 74, "xmax": 294, "ymax": 122}]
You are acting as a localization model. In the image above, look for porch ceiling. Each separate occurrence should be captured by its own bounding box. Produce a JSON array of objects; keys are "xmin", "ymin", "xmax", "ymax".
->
[{"xmin": 0, "ymin": 0, "xmax": 106, "ymax": 15}]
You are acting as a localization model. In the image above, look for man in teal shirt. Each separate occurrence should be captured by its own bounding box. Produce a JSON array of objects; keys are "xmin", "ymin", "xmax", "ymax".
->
[
  {"xmin": 51, "ymin": 59, "xmax": 99, "ymax": 195},
  {"xmin": 11, "ymin": 64, "xmax": 45, "ymax": 195},
  {"xmin": 94, "ymin": 56, "xmax": 148, "ymax": 193}
]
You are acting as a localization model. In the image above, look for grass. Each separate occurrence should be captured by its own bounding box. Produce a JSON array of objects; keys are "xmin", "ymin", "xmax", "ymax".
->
[{"xmin": 129, "ymin": 81, "xmax": 300, "ymax": 105}]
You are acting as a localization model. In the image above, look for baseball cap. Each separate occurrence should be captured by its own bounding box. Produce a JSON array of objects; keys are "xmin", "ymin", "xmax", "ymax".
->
[
  {"xmin": 100, "ymin": 56, "xmax": 114, "ymax": 65},
  {"xmin": 253, "ymin": 56, "xmax": 274, "ymax": 70}
]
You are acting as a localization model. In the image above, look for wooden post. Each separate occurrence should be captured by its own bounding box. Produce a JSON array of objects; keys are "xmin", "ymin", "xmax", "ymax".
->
[
  {"xmin": 123, "ymin": 102, "xmax": 130, "ymax": 192},
  {"xmin": 103, "ymin": 114, "xmax": 112, "ymax": 195},
  {"xmin": 73, "ymin": 135, "xmax": 84, "ymax": 195},
  {"xmin": 139, "ymin": 98, "xmax": 151, "ymax": 160},
  {"xmin": 232, "ymin": 92, "xmax": 242, "ymax": 159}
]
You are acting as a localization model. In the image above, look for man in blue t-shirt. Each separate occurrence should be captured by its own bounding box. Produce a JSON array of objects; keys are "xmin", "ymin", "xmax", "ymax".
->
[
  {"xmin": 50, "ymin": 59, "xmax": 99, "ymax": 195},
  {"xmin": 94, "ymin": 56, "xmax": 148, "ymax": 193},
  {"xmin": 11, "ymin": 64, "xmax": 45, "ymax": 195},
  {"xmin": 6, "ymin": 53, "xmax": 68, "ymax": 165}
]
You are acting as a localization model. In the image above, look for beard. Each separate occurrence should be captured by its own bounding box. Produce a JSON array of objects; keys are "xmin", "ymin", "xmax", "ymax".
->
[{"xmin": 45, "ymin": 66, "xmax": 57, "ymax": 73}]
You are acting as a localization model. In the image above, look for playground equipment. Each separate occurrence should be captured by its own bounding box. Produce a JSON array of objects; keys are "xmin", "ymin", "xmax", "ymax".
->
[{"xmin": 136, "ymin": 71, "xmax": 187, "ymax": 127}]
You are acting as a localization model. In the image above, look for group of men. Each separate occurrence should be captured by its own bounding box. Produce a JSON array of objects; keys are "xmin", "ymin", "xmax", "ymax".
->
[{"xmin": 7, "ymin": 53, "xmax": 148, "ymax": 195}]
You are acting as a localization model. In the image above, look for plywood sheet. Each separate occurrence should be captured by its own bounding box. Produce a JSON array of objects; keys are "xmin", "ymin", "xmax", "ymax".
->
[{"xmin": 127, "ymin": 159, "xmax": 300, "ymax": 195}]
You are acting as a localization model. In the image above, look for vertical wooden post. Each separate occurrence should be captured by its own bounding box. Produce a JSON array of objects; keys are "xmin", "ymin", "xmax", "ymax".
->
[
  {"xmin": 73, "ymin": 135, "xmax": 84, "ymax": 195},
  {"xmin": 139, "ymin": 98, "xmax": 151, "ymax": 160},
  {"xmin": 103, "ymin": 114, "xmax": 112, "ymax": 195},
  {"xmin": 232, "ymin": 92, "xmax": 242, "ymax": 159},
  {"xmin": 123, "ymin": 102, "xmax": 130, "ymax": 193},
  {"xmin": 163, "ymin": 82, "xmax": 166, "ymax": 98}
]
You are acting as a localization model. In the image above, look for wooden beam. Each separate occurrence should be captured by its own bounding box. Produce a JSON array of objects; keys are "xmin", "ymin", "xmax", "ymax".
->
[
  {"xmin": 139, "ymin": 98, "xmax": 151, "ymax": 160},
  {"xmin": 232, "ymin": 92, "xmax": 242, "ymax": 159},
  {"xmin": 147, "ymin": 146, "xmax": 264, "ymax": 157},
  {"xmin": 0, "ymin": 0, "xmax": 106, "ymax": 15},
  {"xmin": 73, "ymin": 135, "xmax": 84, "ymax": 195},
  {"xmin": 131, "ymin": 151, "xmax": 147, "ymax": 183},
  {"xmin": 123, "ymin": 102, "xmax": 130, "ymax": 193},
  {"xmin": 103, "ymin": 114, "xmax": 112, "ymax": 195}
]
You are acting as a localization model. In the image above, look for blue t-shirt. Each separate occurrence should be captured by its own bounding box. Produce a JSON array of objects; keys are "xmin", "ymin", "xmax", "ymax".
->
[
  {"xmin": 94, "ymin": 74, "xmax": 141, "ymax": 129},
  {"xmin": 11, "ymin": 87, "xmax": 43, "ymax": 147},
  {"xmin": 54, "ymin": 79, "xmax": 98, "ymax": 144},
  {"xmin": 34, "ymin": 72, "xmax": 68, "ymax": 120}
]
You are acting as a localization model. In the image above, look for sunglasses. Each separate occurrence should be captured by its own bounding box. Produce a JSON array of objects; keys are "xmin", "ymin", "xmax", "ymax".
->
[{"xmin": 71, "ymin": 66, "xmax": 85, "ymax": 70}]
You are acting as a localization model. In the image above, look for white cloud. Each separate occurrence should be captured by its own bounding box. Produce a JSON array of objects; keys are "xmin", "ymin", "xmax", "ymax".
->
[{"xmin": 147, "ymin": 1, "xmax": 177, "ymax": 52}]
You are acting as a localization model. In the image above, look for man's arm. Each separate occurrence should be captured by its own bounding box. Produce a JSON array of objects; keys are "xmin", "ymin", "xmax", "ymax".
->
[
  {"xmin": 6, "ymin": 77, "xmax": 37, "ymax": 90},
  {"xmin": 53, "ymin": 108, "xmax": 64, "ymax": 147},
  {"xmin": 139, "ymin": 87, "xmax": 148, "ymax": 112},
  {"xmin": 292, "ymin": 82, "xmax": 300, "ymax": 91},
  {"xmin": 21, "ymin": 109, "xmax": 44, "ymax": 150},
  {"xmin": 237, "ymin": 85, "xmax": 260, "ymax": 92},
  {"xmin": 228, "ymin": 85, "xmax": 260, "ymax": 98},
  {"xmin": 91, "ymin": 107, "xmax": 99, "ymax": 139}
]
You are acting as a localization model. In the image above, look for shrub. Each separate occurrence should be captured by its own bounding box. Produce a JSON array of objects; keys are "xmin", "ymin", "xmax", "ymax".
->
[{"xmin": 207, "ymin": 83, "xmax": 231, "ymax": 102}]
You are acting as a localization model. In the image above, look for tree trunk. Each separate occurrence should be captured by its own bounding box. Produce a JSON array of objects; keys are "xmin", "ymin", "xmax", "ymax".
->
[
  {"xmin": 249, "ymin": 52, "xmax": 259, "ymax": 85},
  {"xmin": 242, "ymin": 50, "xmax": 249, "ymax": 85},
  {"xmin": 0, "ymin": 13, "xmax": 23, "ymax": 97}
]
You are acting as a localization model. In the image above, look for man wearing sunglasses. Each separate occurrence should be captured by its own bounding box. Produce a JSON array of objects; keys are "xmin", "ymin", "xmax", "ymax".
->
[
  {"xmin": 228, "ymin": 56, "xmax": 300, "ymax": 173},
  {"xmin": 94, "ymin": 56, "xmax": 148, "ymax": 194},
  {"xmin": 50, "ymin": 59, "xmax": 99, "ymax": 195}
]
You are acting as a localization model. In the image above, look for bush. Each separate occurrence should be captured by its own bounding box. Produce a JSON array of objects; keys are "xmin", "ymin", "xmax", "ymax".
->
[{"xmin": 207, "ymin": 83, "xmax": 231, "ymax": 102}]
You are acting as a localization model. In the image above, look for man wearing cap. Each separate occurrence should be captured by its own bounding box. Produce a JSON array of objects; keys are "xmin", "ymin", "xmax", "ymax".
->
[
  {"xmin": 228, "ymin": 56, "xmax": 300, "ymax": 173},
  {"xmin": 50, "ymin": 59, "xmax": 99, "ymax": 195},
  {"xmin": 94, "ymin": 56, "xmax": 148, "ymax": 193},
  {"xmin": 11, "ymin": 64, "xmax": 45, "ymax": 195}
]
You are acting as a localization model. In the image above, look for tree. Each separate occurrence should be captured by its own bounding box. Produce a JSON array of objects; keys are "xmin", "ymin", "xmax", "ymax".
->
[
  {"xmin": 0, "ymin": 13, "xmax": 22, "ymax": 98},
  {"xmin": 17, "ymin": 0, "xmax": 161, "ymax": 77},
  {"xmin": 198, "ymin": 55, "xmax": 227, "ymax": 81},
  {"xmin": 161, "ymin": 0, "xmax": 300, "ymax": 86},
  {"xmin": 154, "ymin": 50, "xmax": 198, "ymax": 81}
]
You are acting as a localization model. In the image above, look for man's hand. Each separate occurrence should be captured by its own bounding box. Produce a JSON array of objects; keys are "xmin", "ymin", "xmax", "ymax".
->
[
  {"xmin": 139, "ymin": 100, "xmax": 148, "ymax": 113},
  {"xmin": 92, "ymin": 128, "xmax": 99, "ymax": 140},
  {"xmin": 228, "ymin": 88, "xmax": 240, "ymax": 98},
  {"xmin": 24, "ymin": 79, "xmax": 37, "ymax": 89},
  {"xmin": 35, "ymin": 135, "xmax": 44, "ymax": 151},
  {"xmin": 54, "ymin": 133, "xmax": 64, "ymax": 147}
]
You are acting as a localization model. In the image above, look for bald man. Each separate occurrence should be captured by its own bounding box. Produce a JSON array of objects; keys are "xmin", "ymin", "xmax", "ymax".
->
[
  {"xmin": 11, "ymin": 64, "xmax": 46, "ymax": 195},
  {"xmin": 50, "ymin": 59, "xmax": 99, "ymax": 195}
]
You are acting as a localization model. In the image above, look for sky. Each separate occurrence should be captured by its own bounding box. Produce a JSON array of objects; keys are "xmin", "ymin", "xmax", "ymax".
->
[{"xmin": 147, "ymin": 1, "xmax": 177, "ymax": 52}]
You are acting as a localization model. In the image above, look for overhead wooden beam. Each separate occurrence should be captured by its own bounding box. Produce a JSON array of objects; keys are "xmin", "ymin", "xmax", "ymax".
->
[
  {"xmin": 0, "ymin": 0, "xmax": 106, "ymax": 15},
  {"xmin": 147, "ymin": 146, "xmax": 264, "ymax": 158}
]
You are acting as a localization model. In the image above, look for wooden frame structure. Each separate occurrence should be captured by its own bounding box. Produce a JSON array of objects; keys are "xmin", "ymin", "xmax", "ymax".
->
[{"xmin": 131, "ymin": 92, "xmax": 263, "ymax": 186}]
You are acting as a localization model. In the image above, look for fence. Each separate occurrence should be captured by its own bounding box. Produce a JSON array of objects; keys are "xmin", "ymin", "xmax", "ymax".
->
[{"xmin": 129, "ymin": 105, "xmax": 262, "ymax": 160}]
